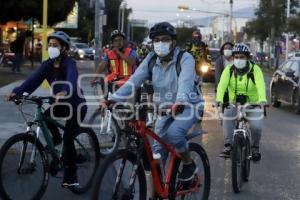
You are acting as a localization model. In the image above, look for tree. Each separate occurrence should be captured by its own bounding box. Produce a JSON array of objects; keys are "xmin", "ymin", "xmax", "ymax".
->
[
  {"xmin": 176, "ymin": 26, "xmax": 197, "ymax": 47},
  {"xmin": 244, "ymin": 0, "xmax": 298, "ymax": 67},
  {"xmin": 59, "ymin": 0, "xmax": 95, "ymax": 43},
  {"xmin": 0, "ymin": 0, "xmax": 76, "ymax": 26},
  {"xmin": 288, "ymin": 13, "xmax": 300, "ymax": 35}
]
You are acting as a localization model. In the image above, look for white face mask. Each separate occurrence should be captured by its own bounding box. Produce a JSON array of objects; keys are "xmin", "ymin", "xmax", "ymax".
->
[
  {"xmin": 223, "ymin": 49, "xmax": 232, "ymax": 57},
  {"xmin": 234, "ymin": 59, "xmax": 247, "ymax": 69},
  {"xmin": 153, "ymin": 42, "xmax": 171, "ymax": 57},
  {"xmin": 48, "ymin": 47, "xmax": 61, "ymax": 59}
]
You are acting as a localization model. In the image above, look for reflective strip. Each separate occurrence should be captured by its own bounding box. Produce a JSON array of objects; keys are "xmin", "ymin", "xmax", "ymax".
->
[
  {"xmin": 110, "ymin": 60, "xmax": 116, "ymax": 73},
  {"xmin": 123, "ymin": 61, "xmax": 128, "ymax": 76}
]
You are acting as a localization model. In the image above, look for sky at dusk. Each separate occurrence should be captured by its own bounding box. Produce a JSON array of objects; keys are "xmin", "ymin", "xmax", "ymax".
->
[{"xmin": 125, "ymin": 0, "xmax": 259, "ymax": 23}]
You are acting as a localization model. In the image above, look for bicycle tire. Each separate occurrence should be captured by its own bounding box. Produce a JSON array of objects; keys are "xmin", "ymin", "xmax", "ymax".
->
[
  {"xmin": 91, "ymin": 149, "xmax": 146, "ymax": 200},
  {"xmin": 69, "ymin": 127, "xmax": 100, "ymax": 194},
  {"xmin": 0, "ymin": 133, "xmax": 49, "ymax": 200},
  {"xmin": 243, "ymin": 137, "xmax": 251, "ymax": 182},
  {"xmin": 232, "ymin": 135, "xmax": 243, "ymax": 193},
  {"xmin": 169, "ymin": 143, "xmax": 211, "ymax": 200},
  {"xmin": 88, "ymin": 109, "xmax": 120, "ymax": 157}
]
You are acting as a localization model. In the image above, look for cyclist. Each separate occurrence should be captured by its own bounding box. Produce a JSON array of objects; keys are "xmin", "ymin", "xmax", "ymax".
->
[
  {"xmin": 215, "ymin": 42, "xmax": 234, "ymax": 88},
  {"xmin": 91, "ymin": 30, "xmax": 137, "ymax": 93},
  {"xmin": 216, "ymin": 43, "xmax": 267, "ymax": 161},
  {"xmin": 6, "ymin": 31, "xmax": 87, "ymax": 187},
  {"xmin": 102, "ymin": 22, "xmax": 204, "ymax": 183},
  {"xmin": 214, "ymin": 42, "xmax": 234, "ymax": 109},
  {"xmin": 188, "ymin": 30, "xmax": 212, "ymax": 75}
]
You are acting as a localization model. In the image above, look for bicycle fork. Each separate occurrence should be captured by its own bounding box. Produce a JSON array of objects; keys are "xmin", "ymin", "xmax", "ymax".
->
[
  {"xmin": 18, "ymin": 126, "xmax": 40, "ymax": 174},
  {"xmin": 100, "ymin": 110, "xmax": 112, "ymax": 134}
]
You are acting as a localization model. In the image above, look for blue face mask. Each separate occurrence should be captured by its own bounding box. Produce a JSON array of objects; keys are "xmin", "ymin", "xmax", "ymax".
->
[{"xmin": 153, "ymin": 41, "xmax": 171, "ymax": 57}]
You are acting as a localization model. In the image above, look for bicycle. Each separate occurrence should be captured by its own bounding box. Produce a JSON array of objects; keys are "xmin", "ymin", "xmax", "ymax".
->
[
  {"xmin": 90, "ymin": 79, "xmax": 142, "ymax": 156},
  {"xmin": 89, "ymin": 80, "xmax": 123, "ymax": 156},
  {"xmin": 229, "ymin": 103, "xmax": 268, "ymax": 193},
  {"xmin": 91, "ymin": 104, "xmax": 211, "ymax": 200},
  {"xmin": 0, "ymin": 95, "xmax": 100, "ymax": 200}
]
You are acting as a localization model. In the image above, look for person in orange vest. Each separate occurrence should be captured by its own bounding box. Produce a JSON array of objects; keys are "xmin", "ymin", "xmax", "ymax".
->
[{"xmin": 91, "ymin": 30, "xmax": 137, "ymax": 94}]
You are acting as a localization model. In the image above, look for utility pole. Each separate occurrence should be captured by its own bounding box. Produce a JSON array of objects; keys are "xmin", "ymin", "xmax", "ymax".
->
[
  {"xmin": 286, "ymin": 0, "xmax": 290, "ymax": 60},
  {"xmin": 229, "ymin": 0, "xmax": 233, "ymax": 41},
  {"xmin": 94, "ymin": 0, "xmax": 105, "ymax": 70}
]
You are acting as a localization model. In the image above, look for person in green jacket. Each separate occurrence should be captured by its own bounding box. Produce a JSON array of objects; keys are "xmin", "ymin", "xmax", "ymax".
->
[{"xmin": 216, "ymin": 43, "xmax": 267, "ymax": 161}]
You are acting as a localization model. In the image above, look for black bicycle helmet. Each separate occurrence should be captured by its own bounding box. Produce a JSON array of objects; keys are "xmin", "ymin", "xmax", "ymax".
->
[
  {"xmin": 110, "ymin": 29, "xmax": 126, "ymax": 41},
  {"xmin": 149, "ymin": 22, "xmax": 176, "ymax": 39},
  {"xmin": 232, "ymin": 43, "xmax": 251, "ymax": 56},
  {"xmin": 47, "ymin": 31, "xmax": 71, "ymax": 50}
]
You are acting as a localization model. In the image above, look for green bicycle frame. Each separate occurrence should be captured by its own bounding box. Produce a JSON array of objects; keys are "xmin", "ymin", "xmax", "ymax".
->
[{"xmin": 33, "ymin": 106, "xmax": 65, "ymax": 158}]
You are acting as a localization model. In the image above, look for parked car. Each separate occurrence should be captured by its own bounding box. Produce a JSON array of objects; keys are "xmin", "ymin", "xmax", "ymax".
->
[
  {"xmin": 270, "ymin": 58, "xmax": 300, "ymax": 114},
  {"xmin": 69, "ymin": 42, "xmax": 95, "ymax": 60},
  {"xmin": 254, "ymin": 52, "xmax": 269, "ymax": 63}
]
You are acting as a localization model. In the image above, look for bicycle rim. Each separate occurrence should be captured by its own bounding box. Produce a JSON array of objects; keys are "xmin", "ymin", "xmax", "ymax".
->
[
  {"xmin": 70, "ymin": 128, "xmax": 100, "ymax": 194},
  {"xmin": 170, "ymin": 143, "xmax": 210, "ymax": 200},
  {"xmin": 232, "ymin": 135, "xmax": 243, "ymax": 193},
  {"xmin": 0, "ymin": 133, "xmax": 48, "ymax": 200},
  {"xmin": 89, "ymin": 110, "xmax": 120, "ymax": 156},
  {"xmin": 92, "ymin": 150, "xmax": 146, "ymax": 200}
]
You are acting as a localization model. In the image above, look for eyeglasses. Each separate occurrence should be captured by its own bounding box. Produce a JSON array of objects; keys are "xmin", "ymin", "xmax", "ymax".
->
[{"xmin": 153, "ymin": 37, "xmax": 172, "ymax": 43}]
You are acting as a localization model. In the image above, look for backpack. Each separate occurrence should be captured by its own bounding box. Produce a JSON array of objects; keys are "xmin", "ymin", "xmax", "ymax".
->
[{"xmin": 147, "ymin": 50, "xmax": 186, "ymax": 80}]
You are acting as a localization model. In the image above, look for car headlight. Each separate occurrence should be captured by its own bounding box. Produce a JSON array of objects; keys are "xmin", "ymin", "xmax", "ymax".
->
[
  {"xmin": 78, "ymin": 49, "xmax": 85, "ymax": 55},
  {"xmin": 201, "ymin": 65, "xmax": 209, "ymax": 73},
  {"xmin": 92, "ymin": 49, "xmax": 95, "ymax": 54}
]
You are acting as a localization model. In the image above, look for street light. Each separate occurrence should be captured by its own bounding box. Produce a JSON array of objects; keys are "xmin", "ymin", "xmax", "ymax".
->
[{"xmin": 177, "ymin": 5, "xmax": 229, "ymax": 16}]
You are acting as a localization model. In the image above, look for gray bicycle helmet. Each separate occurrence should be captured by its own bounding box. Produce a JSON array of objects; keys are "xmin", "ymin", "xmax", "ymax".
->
[
  {"xmin": 149, "ymin": 22, "xmax": 176, "ymax": 39},
  {"xmin": 232, "ymin": 43, "xmax": 251, "ymax": 56},
  {"xmin": 47, "ymin": 31, "xmax": 71, "ymax": 50},
  {"xmin": 110, "ymin": 30, "xmax": 126, "ymax": 41}
]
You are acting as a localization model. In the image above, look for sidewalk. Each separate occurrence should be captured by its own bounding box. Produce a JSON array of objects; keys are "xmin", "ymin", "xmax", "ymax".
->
[
  {"xmin": 0, "ymin": 59, "xmax": 38, "ymax": 87},
  {"xmin": 0, "ymin": 60, "xmax": 98, "ymax": 145}
]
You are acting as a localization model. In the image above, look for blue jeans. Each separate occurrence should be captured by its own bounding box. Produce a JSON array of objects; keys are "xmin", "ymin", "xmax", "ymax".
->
[
  {"xmin": 153, "ymin": 106, "xmax": 203, "ymax": 160},
  {"xmin": 223, "ymin": 106, "xmax": 263, "ymax": 147}
]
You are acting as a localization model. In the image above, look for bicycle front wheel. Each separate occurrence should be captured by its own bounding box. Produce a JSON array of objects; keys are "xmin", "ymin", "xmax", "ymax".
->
[
  {"xmin": 70, "ymin": 127, "xmax": 100, "ymax": 194},
  {"xmin": 91, "ymin": 149, "xmax": 146, "ymax": 200},
  {"xmin": 232, "ymin": 134, "xmax": 244, "ymax": 193},
  {"xmin": 170, "ymin": 143, "xmax": 211, "ymax": 200},
  {"xmin": 0, "ymin": 133, "xmax": 49, "ymax": 200},
  {"xmin": 89, "ymin": 109, "xmax": 120, "ymax": 156}
]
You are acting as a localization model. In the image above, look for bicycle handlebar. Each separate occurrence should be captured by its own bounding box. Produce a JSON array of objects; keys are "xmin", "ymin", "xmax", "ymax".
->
[{"xmin": 11, "ymin": 95, "xmax": 55, "ymax": 105}]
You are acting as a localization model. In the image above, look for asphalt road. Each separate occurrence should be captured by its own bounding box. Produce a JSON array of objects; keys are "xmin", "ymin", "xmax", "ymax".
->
[{"xmin": 0, "ymin": 60, "xmax": 299, "ymax": 200}]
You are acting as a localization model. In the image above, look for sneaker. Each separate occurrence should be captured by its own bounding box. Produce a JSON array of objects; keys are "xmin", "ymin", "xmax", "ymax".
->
[
  {"xmin": 219, "ymin": 143, "xmax": 232, "ymax": 158},
  {"xmin": 62, "ymin": 168, "xmax": 79, "ymax": 187},
  {"xmin": 251, "ymin": 146, "xmax": 261, "ymax": 162},
  {"xmin": 178, "ymin": 161, "xmax": 198, "ymax": 182}
]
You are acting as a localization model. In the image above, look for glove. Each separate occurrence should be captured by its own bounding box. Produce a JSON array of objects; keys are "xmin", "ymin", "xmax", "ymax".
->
[{"xmin": 171, "ymin": 103, "xmax": 185, "ymax": 115}]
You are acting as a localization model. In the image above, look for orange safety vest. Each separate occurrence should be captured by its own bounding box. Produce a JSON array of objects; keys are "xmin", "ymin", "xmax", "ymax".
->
[{"xmin": 107, "ymin": 48, "xmax": 134, "ymax": 79}]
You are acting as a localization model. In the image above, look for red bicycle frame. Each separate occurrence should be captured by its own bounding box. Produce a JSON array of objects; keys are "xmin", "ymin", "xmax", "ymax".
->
[{"xmin": 128, "ymin": 120, "xmax": 200, "ymax": 199}]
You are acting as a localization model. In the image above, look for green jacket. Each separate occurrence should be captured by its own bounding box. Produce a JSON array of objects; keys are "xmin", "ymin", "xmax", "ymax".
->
[{"xmin": 216, "ymin": 62, "xmax": 267, "ymax": 104}]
